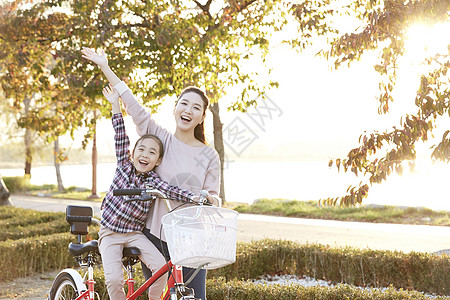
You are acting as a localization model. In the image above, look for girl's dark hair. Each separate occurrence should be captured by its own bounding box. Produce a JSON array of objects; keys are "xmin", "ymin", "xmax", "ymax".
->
[
  {"xmin": 177, "ymin": 86, "xmax": 209, "ymax": 144},
  {"xmin": 132, "ymin": 134, "xmax": 164, "ymax": 158}
]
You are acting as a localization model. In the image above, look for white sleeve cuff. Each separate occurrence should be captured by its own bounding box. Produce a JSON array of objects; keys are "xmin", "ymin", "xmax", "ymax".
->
[{"xmin": 113, "ymin": 81, "xmax": 129, "ymax": 96}]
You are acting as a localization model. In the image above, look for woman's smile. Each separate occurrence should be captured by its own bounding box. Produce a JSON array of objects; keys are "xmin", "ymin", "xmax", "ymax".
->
[{"xmin": 180, "ymin": 114, "xmax": 192, "ymax": 123}]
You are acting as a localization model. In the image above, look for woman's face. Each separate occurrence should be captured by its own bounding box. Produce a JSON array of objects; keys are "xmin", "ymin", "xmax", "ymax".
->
[{"xmin": 173, "ymin": 91, "xmax": 206, "ymax": 133}]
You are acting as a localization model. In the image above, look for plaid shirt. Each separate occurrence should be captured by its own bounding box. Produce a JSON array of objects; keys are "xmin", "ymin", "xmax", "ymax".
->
[{"xmin": 101, "ymin": 113, "xmax": 195, "ymax": 233}]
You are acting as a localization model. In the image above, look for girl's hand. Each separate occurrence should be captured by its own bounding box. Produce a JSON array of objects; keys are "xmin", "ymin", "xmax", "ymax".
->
[
  {"xmin": 102, "ymin": 84, "xmax": 119, "ymax": 104},
  {"xmin": 81, "ymin": 47, "xmax": 108, "ymax": 68}
]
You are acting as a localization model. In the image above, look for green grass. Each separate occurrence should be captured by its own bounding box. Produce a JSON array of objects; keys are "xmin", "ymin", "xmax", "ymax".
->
[
  {"xmin": 226, "ymin": 198, "xmax": 450, "ymax": 226},
  {"xmin": 4, "ymin": 176, "xmax": 105, "ymax": 201},
  {"xmin": 25, "ymin": 184, "xmax": 105, "ymax": 202}
]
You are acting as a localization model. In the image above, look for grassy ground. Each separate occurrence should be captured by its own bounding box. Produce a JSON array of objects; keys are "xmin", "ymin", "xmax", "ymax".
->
[
  {"xmin": 3, "ymin": 176, "xmax": 106, "ymax": 201},
  {"xmin": 226, "ymin": 198, "xmax": 450, "ymax": 226},
  {"xmin": 26, "ymin": 185, "xmax": 106, "ymax": 201}
]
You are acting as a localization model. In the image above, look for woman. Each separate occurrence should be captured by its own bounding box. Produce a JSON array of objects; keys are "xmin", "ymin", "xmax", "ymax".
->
[{"xmin": 81, "ymin": 47, "xmax": 221, "ymax": 300}]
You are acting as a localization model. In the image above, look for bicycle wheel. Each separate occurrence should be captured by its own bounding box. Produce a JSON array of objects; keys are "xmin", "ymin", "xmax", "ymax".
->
[{"xmin": 49, "ymin": 270, "xmax": 85, "ymax": 300}]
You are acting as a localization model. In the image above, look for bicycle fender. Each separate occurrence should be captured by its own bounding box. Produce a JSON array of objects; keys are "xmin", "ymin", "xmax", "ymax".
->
[{"xmin": 58, "ymin": 268, "xmax": 87, "ymax": 292}]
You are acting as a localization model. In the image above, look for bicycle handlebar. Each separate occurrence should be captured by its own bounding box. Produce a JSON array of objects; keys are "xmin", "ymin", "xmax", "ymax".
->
[
  {"xmin": 113, "ymin": 189, "xmax": 142, "ymax": 196},
  {"xmin": 113, "ymin": 188, "xmax": 212, "ymax": 206},
  {"xmin": 113, "ymin": 188, "xmax": 166, "ymax": 203}
]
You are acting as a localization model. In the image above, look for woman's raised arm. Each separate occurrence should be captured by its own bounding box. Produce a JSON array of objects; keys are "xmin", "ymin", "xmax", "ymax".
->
[
  {"xmin": 81, "ymin": 47, "xmax": 154, "ymax": 136},
  {"xmin": 81, "ymin": 47, "xmax": 121, "ymax": 87}
]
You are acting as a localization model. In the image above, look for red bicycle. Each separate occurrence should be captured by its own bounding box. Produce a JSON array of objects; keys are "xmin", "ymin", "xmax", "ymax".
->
[{"xmin": 48, "ymin": 188, "xmax": 238, "ymax": 300}]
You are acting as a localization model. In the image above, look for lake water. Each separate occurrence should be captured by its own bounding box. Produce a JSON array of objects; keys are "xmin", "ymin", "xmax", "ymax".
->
[{"xmin": 1, "ymin": 160, "xmax": 450, "ymax": 211}]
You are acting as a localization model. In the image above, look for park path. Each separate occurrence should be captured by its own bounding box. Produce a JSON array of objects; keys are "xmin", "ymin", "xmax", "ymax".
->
[{"xmin": 10, "ymin": 194, "xmax": 450, "ymax": 254}]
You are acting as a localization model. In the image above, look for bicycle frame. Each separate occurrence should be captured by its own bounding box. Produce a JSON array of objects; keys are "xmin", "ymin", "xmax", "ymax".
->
[
  {"xmin": 66, "ymin": 258, "xmax": 181, "ymax": 300},
  {"xmin": 128, "ymin": 260, "xmax": 181, "ymax": 300},
  {"xmin": 69, "ymin": 261, "xmax": 96, "ymax": 300}
]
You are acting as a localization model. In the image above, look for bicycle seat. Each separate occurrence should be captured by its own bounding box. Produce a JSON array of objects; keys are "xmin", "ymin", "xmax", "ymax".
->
[
  {"xmin": 123, "ymin": 247, "xmax": 140, "ymax": 258},
  {"xmin": 122, "ymin": 247, "xmax": 140, "ymax": 266},
  {"xmin": 68, "ymin": 240, "xmax": 99, "ymax": 256}
]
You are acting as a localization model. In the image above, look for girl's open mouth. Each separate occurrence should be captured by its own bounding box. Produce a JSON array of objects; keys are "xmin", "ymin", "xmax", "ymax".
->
[{"xmin": 139, "ymin": 159, "xmax": 149, "ymax": 166}]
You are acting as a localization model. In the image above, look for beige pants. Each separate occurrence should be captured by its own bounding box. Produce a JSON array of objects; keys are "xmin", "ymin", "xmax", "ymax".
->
[{"xmin": 98, "ymin": 227, "xmax": 168, "ymax": 300}]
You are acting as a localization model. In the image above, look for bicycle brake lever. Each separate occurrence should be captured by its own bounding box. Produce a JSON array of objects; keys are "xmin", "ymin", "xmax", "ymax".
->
[
  {"xmin": 124, "ymin": 197, "xmax": 139, "ymax": 203},
  {"xmin": 124, "ymin": 196, "xmax": 155, "ymax": 203},
  {"xmin": 198, "ymin": 190, "xmax": 211, "ymax": 205},
  {"xmin": 145, "ymin": 188, "xmax": 166, "ymax": 199},
  {"xmin": 123, "ymin": 189, "xmax": 166, "ymax": 204}
]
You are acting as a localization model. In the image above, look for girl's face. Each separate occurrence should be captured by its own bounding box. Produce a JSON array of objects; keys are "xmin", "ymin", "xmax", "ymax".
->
[
  {"xmin": 173, "ymin": 91, "xmax": 206, "ymax": 133},
  {"xmin": 132, "ymin": 138, "xmax": 162, "ymax": 174}
]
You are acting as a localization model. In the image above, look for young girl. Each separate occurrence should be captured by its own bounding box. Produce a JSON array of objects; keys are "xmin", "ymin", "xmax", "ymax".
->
[
  {"xmin": 100, "ymin": 85, "xmax": 199, "ymax": 300},
  {"xmin": 82, "ymin": 47, "xmax": 221, "ymax": 300}
]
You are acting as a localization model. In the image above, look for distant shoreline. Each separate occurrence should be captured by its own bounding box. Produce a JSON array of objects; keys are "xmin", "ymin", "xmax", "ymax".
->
[
  {"xmin": 0, "ymin": 159, "xmax": 331, "ymax": 170},
  {"xmin": 0, "ymin": 160, "xmax": 111, "ymax": 170}
]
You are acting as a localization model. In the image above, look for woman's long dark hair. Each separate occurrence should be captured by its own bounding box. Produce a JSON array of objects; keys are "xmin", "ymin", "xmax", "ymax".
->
[{"xmin": 177, "ymin": 86, "xmax": 209, "ymax": 144}]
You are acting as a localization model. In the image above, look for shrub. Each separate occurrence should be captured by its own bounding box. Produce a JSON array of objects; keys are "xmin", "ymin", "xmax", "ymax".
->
[
  {"xmin": 206, "ymin": 277, "xmax": 450, "ymax": 299},
  {"xmin": 79, "ymin": 273, "xmax": 450, "ymax": 300},
  {"xmin": 0, "ymin": 232, "xmax": 76, "ymax": 281},
  {"xmin": 0, "ymin": 206, "xmax": 64, "ymax": 227},
  {"xmin": 210, "ymin": 239, "xmax": 450, "ymax": 296},
  {"xmin": 2, "ymin": 176, "xmax": 31, "ymax": 193},
  {"xmin": 0, "ymin": 207, "xmax": 95, "ymax": 281},
  {"xmin": 0, "ymin": 218, "xmax": 69, "ymax": 241}
]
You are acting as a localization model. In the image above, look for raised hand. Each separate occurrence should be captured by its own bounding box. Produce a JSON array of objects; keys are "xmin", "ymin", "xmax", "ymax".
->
[
  {"xmin": 81, "ymin": 47, "xmax": 108, "ymax": 68},
  {"xmin": 81, "ymin": 47, "xmax": 121, "ymax": 87},
  {"xmin": 102, "ymin": 84, "xmax": 119, "ymax": 104},
  {"xmin": 103, "ymin": 84, "xmax": 121, "ymax": 114}
]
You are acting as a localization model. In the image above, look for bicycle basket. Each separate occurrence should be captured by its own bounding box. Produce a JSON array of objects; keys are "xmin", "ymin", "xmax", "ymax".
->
[{"xmin": 161, "ymin": 206, "xmax": 238, "ymax": 270}]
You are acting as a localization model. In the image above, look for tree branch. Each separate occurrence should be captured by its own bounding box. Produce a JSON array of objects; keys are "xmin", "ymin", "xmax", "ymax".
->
[{"xmin": 193, "ymin": 0, "xmax": 213, "ymax": 16}]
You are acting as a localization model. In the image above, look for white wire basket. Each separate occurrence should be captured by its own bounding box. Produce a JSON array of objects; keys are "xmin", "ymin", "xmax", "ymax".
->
[{"xmin": 161, "ymin": 206, "xmax": 238, "ymax": 269}]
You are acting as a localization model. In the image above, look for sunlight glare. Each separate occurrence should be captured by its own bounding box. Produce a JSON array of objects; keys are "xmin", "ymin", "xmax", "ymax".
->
[
  {"xmin": 404, "ymin": 22, "xmax": 450, "ymax": 65},
  {"xmin": 372, "ymin": 21, "xmax": 450, "ymax": 211},
  {"xmin": 387, "ymin": 21, "xmax": 450, "ymax": 123},
  {"xmin": 367, "ymin": 158, "xmax": 450, "ymax": 211}
]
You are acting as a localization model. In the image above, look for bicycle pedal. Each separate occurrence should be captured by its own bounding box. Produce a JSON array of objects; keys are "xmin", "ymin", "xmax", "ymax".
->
[{"xmin": 180, "ymin": 287, "xmax": 195, "ymax": 298}]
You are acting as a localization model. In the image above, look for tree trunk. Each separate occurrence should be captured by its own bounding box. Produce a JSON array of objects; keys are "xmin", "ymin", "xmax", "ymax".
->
[
  {"xmin": 54, "ymin": 137, "xmax": 65, "ymax": 192},
  {"xmin": 89, "ymin": 125, "xmax": 99, "ymax": 199},
  {"xmin": 24, "ymin": 96, "xmax": 32, "ymax": 176},
  {"xmin": 24, "ymin": 128, "xmax": 32, "ymax": 176},
  {"xmin": 210, "ymin": 102, "xmax": 226, "ymax": 202},
  {"xmin": 0, "ymin": 175, "xmax": 11, "ymax": 206}
]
